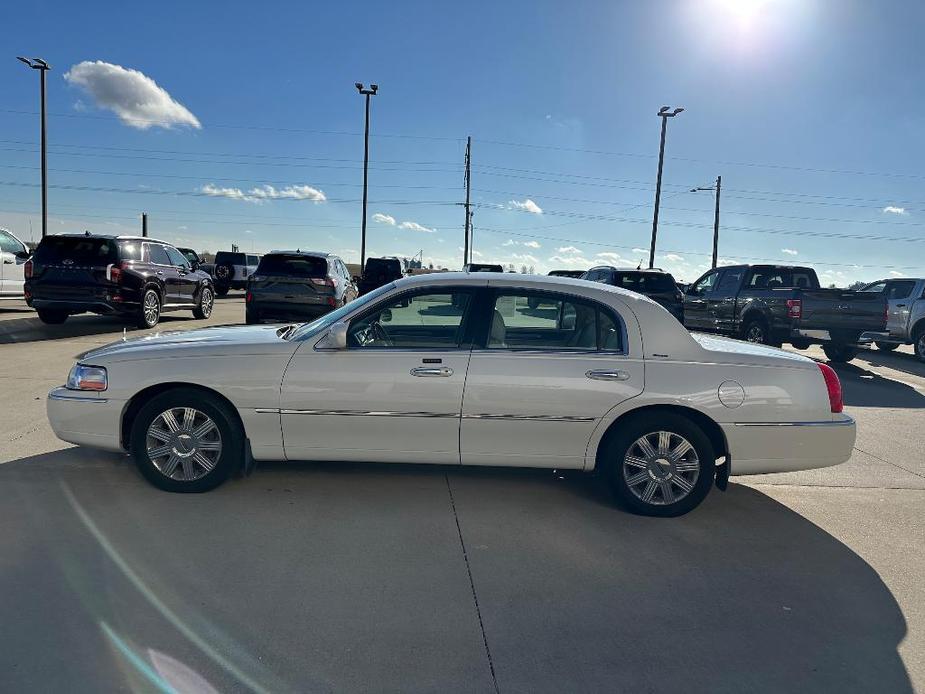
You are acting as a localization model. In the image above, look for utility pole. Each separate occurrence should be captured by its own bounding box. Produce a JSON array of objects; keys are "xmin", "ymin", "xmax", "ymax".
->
[
  {"xmin": 141, "ymin": 212, "xmax": 148, "ymax": 237},
  {"xmin": 690, "ymin": 175, "xmax": 722, "ymax": 268},
  {"xmin": 17, "ymin": 57, "xmax": 51, "ymax": 238},
  {"xmin": 463, "ymin": 136, "xmax": 471, "ymax": 267},
  {"xmin": 648, "ymin": 106, "xmax": 684, "ymax": 268},
  {"xmin": 355, "ymin": 82, "xmax": 378, "ymax": 270}
]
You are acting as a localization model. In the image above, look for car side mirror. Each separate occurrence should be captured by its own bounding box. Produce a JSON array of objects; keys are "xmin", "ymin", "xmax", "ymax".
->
[
  {"xmin": 16, "ymin": 249, "xmax": 31, "ymax": 260},
  {"xmin": 316, "ymin": 321, "xmax": 349, "ymax": 350},
  {"xmin": 190, "ymin": 261, "xmax": 200, "ymax": 271}
]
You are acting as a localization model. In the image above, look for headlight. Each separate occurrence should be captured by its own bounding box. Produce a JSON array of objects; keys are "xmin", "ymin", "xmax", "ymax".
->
[{"xmin": 66, "ymin": 364, "xmax": 108, "ymax": 391}]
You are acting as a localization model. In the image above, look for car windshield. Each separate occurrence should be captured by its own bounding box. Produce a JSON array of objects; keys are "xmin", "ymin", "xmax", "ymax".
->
[
  {"xmin": 286, "ymin": 281, "xmax": 396, "ymax": 340},
  {"xmin": 258, "ymin": 254, "xmax": 327, "ymax": 278}
]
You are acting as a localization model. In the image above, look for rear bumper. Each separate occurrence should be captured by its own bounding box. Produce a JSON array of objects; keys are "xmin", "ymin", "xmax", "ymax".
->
[
  {"xmin": 29, "ymin": 298, "xmax": 138, "ymax": 315},
  {"xmin": 858, "ymin": 331, "xmax": 894, "ymax": 343},
  {"xmin": 793, "ymin": 329, "xmax": 888, "ymax": 344},
  {"xmin": 47, "ymin": 387, "xmax": 125, "ymax": 452},
  {"xmin": 247, "ymin": 301, "xmax": 335, "ymax": 321},
  {"xmin": 722, "ymin": 415, "xmax": 856, "ymax": 475}
]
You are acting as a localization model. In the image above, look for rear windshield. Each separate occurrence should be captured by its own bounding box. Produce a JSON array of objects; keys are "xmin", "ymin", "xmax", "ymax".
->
[
  {"xmin": 613, "ymin": 272, "xmax": 676, "ymax": 293},
  {"xmin": 257, "ymin": 254, "xmax": 328, "ymax": 278},
  {"xmin": 365, "ymin": 258, "xmax": 402, "ymax": 274},
  {"xmin": 33, "ymin": 237, "xmax": 139, "ymax": 264},
  {"xmin": 215, "ymin": 251, "xmax": 246, "ymax": 264}
]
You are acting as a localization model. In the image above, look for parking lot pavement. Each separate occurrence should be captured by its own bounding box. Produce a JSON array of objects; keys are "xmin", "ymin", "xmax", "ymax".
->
[{"xmin": 1, "ymin": 297, "xmax": 923, "ymax": 692}]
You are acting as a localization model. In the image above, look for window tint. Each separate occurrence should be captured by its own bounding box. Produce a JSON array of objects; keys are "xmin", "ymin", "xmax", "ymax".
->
[
  {"xmin": 146, "ymin": 244, "xmax": 172, "ymax": 265},
  {"xmin": 886, "ymin": 280, "xmax": 915, "ymax": 300},
  {"xmin": 487, "ymin": 291, "xmax": 622, "ymax": 352},
  {"xmin": 714, "ymin": 269, "xmax": 743, "ymax": 294},
  {"xmin": 348, "ymin": 291, "xmax": 472, "ymax": 349},
  {"xmin": 247, "ymin": 255, "xmax": 259, "ymax": 265},
  {"xmin": 118, "ymin": 242, "xmax": 142, "ymax": 261},
  {"xmin": 215, "ymin": 252, "xmax": 246, "ymax": 265},
  {"xmin": 792, "ymin": 271, "xmax": 816, "ymax": 289},
  {"xmin": 257, "ymin": 254, "xmax": 328, "ymax": 278},
  {"xmin": 691, "ymin": 270, "xmax": 719, "ymax": 295},
  {"xmin": 613, "ymin": 272, "xmax": 676, "ymax": 293},
  {"xmin": 0, "ymin": 230, "xmax": 26, "ymax": 255},
  {"xmin": 748, "ymin": 269, "xmax": 793, "ymax": 288},
  {"xmin": 165, "ymin": 246, "xmax": 190, "ymax": 268},
  {"xmin": 178, "ymin": 248, "xmax": 199, "ymax": 264},
  {"xmin": 34, "ymin": 237, "xmax": 119, "ymax": 264},
  {"xmin": 861, "ymin": 281, "xmax": 886, "ymax": 293}
]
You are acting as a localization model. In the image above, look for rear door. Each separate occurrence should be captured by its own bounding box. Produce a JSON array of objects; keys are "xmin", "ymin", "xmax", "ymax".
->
[
  {"xmin": 460, "ymin": 287, "xmax": 643, "ymax": 469},
  {"xmin": 880, "ymin": 280, "xmax": 917, "ymax": 337},
  {"xmin": 144, "ymin": 243, "xmax": 179, "ymax": 301}
]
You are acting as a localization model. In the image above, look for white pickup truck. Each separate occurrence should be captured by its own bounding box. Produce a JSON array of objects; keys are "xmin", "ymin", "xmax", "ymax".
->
[
  {"xmin": 860, "ymin": 278, "xmax": 925, "ymax": 362},
  {"xmin": 0, "ymin": 228, "xmax": 31, "ymax": 299}
]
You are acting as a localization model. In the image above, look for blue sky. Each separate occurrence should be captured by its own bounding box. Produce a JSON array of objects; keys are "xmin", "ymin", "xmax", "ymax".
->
[{"xmin": 2, "ymin": 0, "xmax": 924, "ymax": 283}]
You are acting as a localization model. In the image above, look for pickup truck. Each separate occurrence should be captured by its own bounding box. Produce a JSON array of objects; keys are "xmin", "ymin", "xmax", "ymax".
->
[
  {"xmin": 683, "ymin": 264, "xmax": 888, "ymax": 362},
  {"xmin": 357, "ymin": 257, "xmax": 403, "ymax": 296},
  {"xmin": 859, "ymin": 277, "xmax": 925, "ymax": 362}
]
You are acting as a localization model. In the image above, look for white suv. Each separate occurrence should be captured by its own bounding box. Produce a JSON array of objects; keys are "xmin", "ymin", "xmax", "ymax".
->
[
  {"xmin": 211, "ymin": 251, "xmax": 260, "ymax": 296},
  {"xmin": 0, "ymin": 228, "xmax": 31, "ymax": 298}
]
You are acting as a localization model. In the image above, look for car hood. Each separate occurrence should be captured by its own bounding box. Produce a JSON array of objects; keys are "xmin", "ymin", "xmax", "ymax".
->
[
  {"xmin": 77, "ymin": 324, "xmax": 298, "ymax": 363},
  {"xmin": 689, "ymin": 332, "xmax": 815, "ymax": 369}
]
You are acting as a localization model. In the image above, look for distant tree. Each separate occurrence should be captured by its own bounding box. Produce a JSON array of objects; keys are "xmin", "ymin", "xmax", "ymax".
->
[
  {"xmin": 827, "ymin": 283, "xmax": 837, "ymax": 289},
  {"xmin": 506, "ymin": 263, "xmax": 515, "ymax": 273},
  {"xmin": 528, "ymin": 265, "xmax": 535, "ymax": 274},
  {"xmin": 199, "ymin": 250, "xmax": 215, "ymax": 263},
  {"xmin": 520, "ymin": 264, "xmax": 528, "ymax": 274},
  {"xmin": 847, "ymin": 281, "xmax": 865, "ymax": 291}
]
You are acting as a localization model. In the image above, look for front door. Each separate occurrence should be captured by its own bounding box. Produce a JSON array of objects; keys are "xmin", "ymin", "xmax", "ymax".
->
[
  {"xmin": 460, "ymin": 288, "xmax": 644, "ymax": 469},
  {"xmin": 165, "ymin": 246, "xmax": 198, "ymax": 304},
  {"xmin": 280, "ymin": 286, "xmax": 482, "ymax": 463},
  {"xmin": 884, "ymin": 280, "xmax": 917, "ymax": 337},
  {"xmin": 709, "ymin": 267, "xmax": 745, "ymax": 332},
  {"xmin": 0, "ymin": 230, "xmax": 27, "ymax": 297},
  {"xmin": 683, "ymin": 270, "xmax": 720, "ymax": 330}
]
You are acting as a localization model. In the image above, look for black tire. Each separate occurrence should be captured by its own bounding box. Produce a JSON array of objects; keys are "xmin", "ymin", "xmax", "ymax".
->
[
  {"xmin": 136, "ymin": 288, "xmax": 161, "ymax": 329},
  {"xmin": 600, "ymin": 412, "xmax": 715, "ymax": 517},
  {"xmin": 875, "ymin": 341, "xmax": 899, "ymax": 352},
  {"xmin": 790, "ymin": 338, "xmax": 811, "ymax": 350},
  {"xmin": 245, "ymin": 309, "xmax": 260, "ymax": 325},
  {"xmin": 742, "ymin": 317, "xmax": 779, "ymax": 347},
  {"xmin": 822, "ymin": 343, "xmax": 858, "ymax": 363},
  {"xmin": 36, "ymin": 309, "xmax": 68, "ymax": 324},
  {"xmin": 214, "ymin": 284, "xmax": 230, "ymax": 297},
  {"xmin": 193, "ymin": 286, "xmax": 214, "ymax": 319},
  {"xmin": 130, "ymin": 388, "xmax": 241, "ymax": 493},
  {"xmin": 913, "ymin": 327, "xmax": 925, "ymax": 363}
]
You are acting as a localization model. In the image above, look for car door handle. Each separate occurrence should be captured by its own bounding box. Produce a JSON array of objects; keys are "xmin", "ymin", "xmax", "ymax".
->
[
  {"xmin": 156, "ymin": 270, "xmax": 165, "ymax": 276},
  {"xmin": 586, "ymin": 369, "xmax": 631, "ymax": 381},
  {"xmin": 2, "ymin": 259, "xmax": 12, "ymax": 264},
  {"xmin": 410, "ymin": 366, "xmax": 453, "ymax": 377},
  {"xmin": 896, "ymin": 304, "xmax": 906, "ymax": 308}
]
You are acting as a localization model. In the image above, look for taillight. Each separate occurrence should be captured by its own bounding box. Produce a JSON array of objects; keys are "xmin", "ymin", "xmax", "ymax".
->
[
  {"xmin": 817, "ymin": 363, "xmax": 843, "ymax": 413},
  {"xmin": 310, "ymin": 278, "xmax": 336, "ymax": 288},
  {"xmin": 884, "ymin": 302, "xmax": 889, "ymax": 327},
  {"xmin": 24, "ymin": 259, "xmax": 33, "ymax": 279},
  {"xmin": 786, "ymin": 298, "xmax": 802, "ymax": 319},
  {"xmin": 246, "ymin": 291, "xmax": 253, "ymax": 303},
  {"xmin": 106, "ymin": 262, "xmax": 126, "ymax": 283}
]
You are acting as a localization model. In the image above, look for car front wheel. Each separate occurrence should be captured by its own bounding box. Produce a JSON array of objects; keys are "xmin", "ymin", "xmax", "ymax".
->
[
  {"xmin": 193, "ymin": 286, "xmax": 214, "ymax": 319},
  {"xmin": 914, "ymin": 328, "xmax": 925, "ymax": 363},
  {"xmin": 130, "ymin": 388, "xmax": 241, "ymax": 492},
  {"xmin": 602, "ymin": 413, "xmax": 715, "ymax": 517}
]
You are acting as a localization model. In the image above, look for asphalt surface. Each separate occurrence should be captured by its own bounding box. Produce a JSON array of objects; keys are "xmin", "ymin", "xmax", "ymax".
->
[{"xmin": 1, "ymin": 295, "xmax": 923, "ymax": 693}]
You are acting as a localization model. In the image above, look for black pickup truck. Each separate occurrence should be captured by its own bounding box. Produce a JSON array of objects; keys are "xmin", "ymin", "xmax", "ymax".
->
[{"xmin": 683, "ymin": 264, "xmax": 888, "ymax": 362}]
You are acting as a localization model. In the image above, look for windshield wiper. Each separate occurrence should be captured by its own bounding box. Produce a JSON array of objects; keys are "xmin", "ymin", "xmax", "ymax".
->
[{"xmin": 277, "ymin": 324, "xmax": 297, "ymax": 340}]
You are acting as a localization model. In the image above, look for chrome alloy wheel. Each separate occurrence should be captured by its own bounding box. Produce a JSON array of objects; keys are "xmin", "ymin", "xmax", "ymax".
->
[
  {"xmin": 622, "ymin": 431, "xmax": 700, "ymax": 506},
  {"xmin": 143, "ymin": 291, "xmax": 160, "ymax": 327},
  {"xmin": 745, "ymin": 323, "xmax": 764, "ymax": 343},
  {"xmin": 146, "ymin": 407, "xmax": 222, "ymax": 481},
  {"xmin": 201, "ymin": 288, "xmax": 214, "ymax": 317}
]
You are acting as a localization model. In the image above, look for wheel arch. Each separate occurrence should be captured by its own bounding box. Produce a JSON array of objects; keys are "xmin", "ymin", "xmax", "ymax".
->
[
  {"xmin": 911, "ymin": 316, "xmax": 925, "ymax": 341},
  {"xmin": 592, "ymin": 403, "xmax": 729, "ymax": 472},
  {"xmin": 120, "ymin": 382, "xmax": 246, "ymax": 452}
]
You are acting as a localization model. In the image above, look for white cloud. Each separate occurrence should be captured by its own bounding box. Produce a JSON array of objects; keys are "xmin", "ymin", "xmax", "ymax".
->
[
  {"xmin": 889, "ymin": 270, "xmax": 904, "ymax": 277},
  {"xmin": 200, "ymin": 183, "xmax": 326, "ymax": 204},
  {"xmin": 502, "ymin": 239, "xmax": 516, "ymax": 247},
  {"xmin": 663, "ymin": 253, "xmax": 685, "ymax": 263},
  {"xmin": 557, "ymin": 245, "xmax": 582, "ymax": 255},
  {"xmin": 177, "ymin": 225, "xmax": 188, "ymax": 230},
  {"xmin": 63, "ymin": 61, "xmax": 200, "ymax": 130},
  {"xmin": 509, "ymin": 253, "xmax": 540, "ymax": 264},
  {"xmin": 372, "ymin": 213, "xmax": 396, "ymax": 226},
  {"xmin": 596, "ymin": 252, "xmax": 622, "ymax": 262},
  {"xmin": 548, "ymin": 254, "xmax": 591, "ymax": 269},
  {"xmin": 631, "ymin": 247, "xmax": 649, "ymax": 255},
  {"xmin": 509, "ymin": 199, "xmax": 543, "ymax": 215},
  {"xmin": 399, "ymin": 221, "xmax": 435, "ymax": 233},
  {"xmin": 883, "ymin": 205, "xmax": 907, "ymax": 215},
  {"xmin": 523, "ymin": 240, "xmax": 541, "ymax": 249},
  {"xmin": 781, "ymin": 248, "xmax": 799, "ymax": 256}
]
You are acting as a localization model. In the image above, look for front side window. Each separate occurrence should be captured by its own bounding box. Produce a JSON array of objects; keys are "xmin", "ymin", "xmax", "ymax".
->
[
  {"xmin": 0, "ymin": 230, "xmax": 26, "ymax": 255},
  {"xmin": 487, "ymin": 291, "xmax": 623, "ymax": 352},
  {"xmin": 165, "ymin": 246, "xmax": 190, "ymax": 269},
  {"xmin": 690, "ymin": 270, "xmax": 719, "ymax": 296},
  {"xmin": 348, "ymin": 290, "xmax": 473, "ymax": 349},
  {"xmin": 714, "ymin": 269, "xmax": 743, "ymax": 294}
]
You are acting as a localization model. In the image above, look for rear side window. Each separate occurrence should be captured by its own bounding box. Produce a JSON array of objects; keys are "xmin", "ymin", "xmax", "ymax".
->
[
  {"xmin": 613, "ymin": 272, "xmax": 676, "ymax": 293},
  {"xmin": 34, "ymin": 237, "xmax": 119, "ymax": 264},
  {"xmin": 748, "ymin": 269, "xmax": 792, "ymax": 288},
  {"xmin": 886, "ymin": 280, "xmax": 916, "ymax": 300},
  {"xmin": 257, "ymin": 254, "xmax": 328, "ymax": 278}
]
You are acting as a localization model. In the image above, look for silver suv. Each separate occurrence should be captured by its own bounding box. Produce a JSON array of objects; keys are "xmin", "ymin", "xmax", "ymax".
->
[
  {"xmin": 212, "ymin": 251, "xmax": 260, "ymax": 296},
  {"xmin": 860, "ymin": 278, "xmax": 925, "ymax": 361}
]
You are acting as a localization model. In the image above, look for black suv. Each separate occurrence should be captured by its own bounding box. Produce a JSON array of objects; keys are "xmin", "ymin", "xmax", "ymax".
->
[
  {"xmin": 246, "ymin": 251, "xmax": 357, "ymax": 324},
  {"xmin": 581, "ymin": 266, "xmax": 684, "ymax": 321},
  {"xmin": 24, "ymin": 234, "xmax": 215, "ymax": 328},
  {"xmin": 357, "ymin": 257, "xmax": 403, "ymax": 296}
]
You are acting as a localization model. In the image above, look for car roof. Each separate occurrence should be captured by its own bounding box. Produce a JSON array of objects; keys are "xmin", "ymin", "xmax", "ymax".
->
[
  {"xmin": 43, "ymin": 233, "xmax": 171, "ymax": 244},
  {"xmin": 265, "ymin": 250, "xmax": 333, "ymax": 258},
  {"xmin": 588, "ymin": 265, "xmax": 672, "ymax": 274}
]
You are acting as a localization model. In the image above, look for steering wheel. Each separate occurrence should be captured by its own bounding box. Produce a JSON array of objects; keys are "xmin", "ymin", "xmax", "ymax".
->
[{"xmin": 370, "ymin": 320, "xmax": 392, "ymax": 347}]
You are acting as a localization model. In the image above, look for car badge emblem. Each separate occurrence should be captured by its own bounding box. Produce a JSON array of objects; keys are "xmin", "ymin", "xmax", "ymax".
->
[{"xmin": 62, "ymin": 259, "xmax": 74, "ymax": 265}]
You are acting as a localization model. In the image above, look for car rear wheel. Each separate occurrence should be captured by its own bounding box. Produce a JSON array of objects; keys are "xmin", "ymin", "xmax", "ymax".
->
[
  {"xmin": 130, "ymin": 388, "xmax": 241, "ymax": 492},
  {"xmin": 914, "ymin": 328, "xmax": 925, "ymax": 363},
  {"xmin": 742, "ymin": 318, "xmax": 780, "ymax": 347},
  {"xmin": 193, "ymin": 286, "xmax": 214, "ymax": 319},
  {"xmin": 36, "ymin": 309, "xmax": 68, "ymax": 324},
  {"xmin": 136, "ymin": 288, "xmax": 161, "ymax": 329},
  {"xmin": 822, "ymin": 343, "xmax": 858, "ymax": 363},
  {"xmin": 602, "ymin": 413, "xmax": 715, "ymax": 517},
  {"xmin": 875, "ymin": 341, "xmax": 899, "ymax": 352}
]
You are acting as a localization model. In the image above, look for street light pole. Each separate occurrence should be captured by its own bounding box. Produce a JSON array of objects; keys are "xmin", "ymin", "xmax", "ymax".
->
[
  {"xmin": 691, "ymin": 175, "xmax": 722, "ymax": 269},
  {"xmin": 648, "ymin": 106, "xmax": 684, "ymax": 269},
  {"xmin": 355, "ymin": 82, "xmax": 378, "ymax": 270},
  {"xmin": 17, "ymin": 57, "xmax": 51, "ymax": 238}
]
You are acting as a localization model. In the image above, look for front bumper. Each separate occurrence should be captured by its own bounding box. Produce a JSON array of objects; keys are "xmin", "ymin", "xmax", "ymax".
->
[
  {"xmin": 47, "ymin": 387, "xmax": 125, "ymax": 452},
  {"xmin": 722, "ymin": 415, "xmax": 856, "ymax": 475}
]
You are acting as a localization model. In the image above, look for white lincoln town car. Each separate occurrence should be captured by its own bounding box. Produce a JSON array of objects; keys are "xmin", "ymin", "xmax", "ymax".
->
[{"xmin": 47, "ymin": 273, "xmax": 855, "ymax": 516}]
